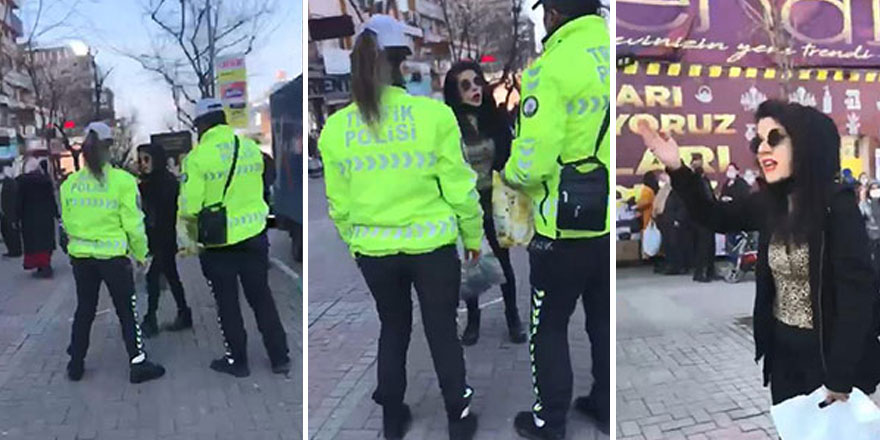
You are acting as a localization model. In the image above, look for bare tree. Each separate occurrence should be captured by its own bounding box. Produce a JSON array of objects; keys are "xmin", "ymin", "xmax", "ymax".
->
[
  {"xmin": 111, "ymin": 112, "xmax": 138, "ymax": 170},
  {"xmin": 741, "ymin": 0, "xmax": 794, "ymax": 95},
  {"xmin": 89, "ymin": 50, "xmax": 113, "ymax": 120},
  {"xmin": 130, "ymin": 0, "xmax": 277, "ymax": 130}
]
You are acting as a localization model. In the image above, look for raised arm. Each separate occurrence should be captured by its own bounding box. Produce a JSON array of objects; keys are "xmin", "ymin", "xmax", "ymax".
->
[{"xmin": 637, "ymin": 121, "xmax": 761, "ymax": 233}]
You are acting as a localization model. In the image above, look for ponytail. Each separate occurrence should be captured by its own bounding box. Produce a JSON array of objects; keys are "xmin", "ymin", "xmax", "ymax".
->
[
  {"xmin": 351, "ymin": 30, "xmax": 385, "ymax": 127},
  {"xmin": 82, "ymin": 133, "xmax": 108, "ymax": 181}
]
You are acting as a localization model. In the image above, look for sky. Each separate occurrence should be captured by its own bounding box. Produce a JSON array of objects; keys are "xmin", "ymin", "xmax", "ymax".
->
[{"xmin": 21, "ymin": 0, "xmax": 303, "ymax": 143}]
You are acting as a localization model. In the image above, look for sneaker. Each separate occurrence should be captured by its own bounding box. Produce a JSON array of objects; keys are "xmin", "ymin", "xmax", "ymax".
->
[
  {"xmin": 448, "ymin": 413, "xmax": 478, "ymax": 440},
  {"xmin": 382, "ymin": 404, "xmax": 412, "ymax": 439},
  {"xmin": 271, "ymin": 358, "xmax": 291, "ymax": 375},
  {"xmin": 513, "ymin": 411, "xmax": 564, "ymax": 440},
  {"xmin": 165, "ymin": 308, "xmax": 193, "ymax": 332},
  {"xmin": 141, "ymin": 314, "xmax": 159, "ymax": 338},
  {"xmin": 209, "ymin": 357, "xmax": 250, "ymax": 378},
  {"xmin": 573, "ymin": 396, "xmax": 610, "ymax": 434},
  {"xmin": 67, "ymin": 359, "xmax": 84, "ymax": 382},
  {"xmin": 130, "ymin": 360, "xmax": 165, "ymax": 384}
]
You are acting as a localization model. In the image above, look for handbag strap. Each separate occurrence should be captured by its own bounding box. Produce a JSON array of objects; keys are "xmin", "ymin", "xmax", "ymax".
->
[
  {"xmin": 220, "ymin": 136, "xmax": 240, "ymax": 204},
  {"xmin": 557, "ymin": 106, "xmax": 611, "ymax": 167}
]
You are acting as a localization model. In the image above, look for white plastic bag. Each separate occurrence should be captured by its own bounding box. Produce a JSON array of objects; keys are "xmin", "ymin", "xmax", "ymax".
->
[
  {"xmin": 770, "ymin": 387, "xmax": 880, "ymax": 440},
  {"xmin": 492, "ymin": 172, "xmax": 534, "ymax": 248},
  {"xmin": 641, "ymin": 220, "xmax": 661, "ymax": 256},
  {"xmin": 460, "ymin": 252, "xmax": 507, "ymax": 302}
]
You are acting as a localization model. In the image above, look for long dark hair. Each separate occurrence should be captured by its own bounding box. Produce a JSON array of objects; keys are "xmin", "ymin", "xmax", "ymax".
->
[
  {"xmin": 83, "ymin": 132, "xmax": 109, "ymax": 181},
  {"xmin": 443, "ymin": 61, "xmax": 504, "ymax": 142},
  {"xmin": 350, "ymin": 30, "xmax": 408, "ymax": 128},
  {"xmin": 756, "ymin": 100, "xmax": 840, "ymax": 242}
]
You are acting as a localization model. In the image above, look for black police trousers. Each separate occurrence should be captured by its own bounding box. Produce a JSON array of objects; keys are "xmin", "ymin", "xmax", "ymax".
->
[
  {"xmin": 69, "ymin": 257, "xmax": 144, "ymax": 362},
  {"xmin": 357, "ymin": 245, "xmax": 471, "ymax": 419},
  {"xmin": 528, "ymin": 234, "xmax": 610, "ymax": 429},
  {"xmin": 198, "ymin": 232, "xmax": 289, "ymax": 367},
  {"xmin": 146, "ymin": 246, "xmax": 188, "ymax": 316}
]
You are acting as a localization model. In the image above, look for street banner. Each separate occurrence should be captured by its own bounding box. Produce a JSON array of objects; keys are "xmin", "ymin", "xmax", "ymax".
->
[
  {"xmin": 216, "ymin": 55, "xmax": 249, "ymax": 129},
  {"xmin": 616, "ymin": 1, "xmax": 880, "ymax": 202}
]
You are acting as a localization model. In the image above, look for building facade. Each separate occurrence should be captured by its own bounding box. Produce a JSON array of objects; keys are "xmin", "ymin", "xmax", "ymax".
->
[{"xmin": 0, "ymin": 0, "xmax": 33, "ymax": 159}]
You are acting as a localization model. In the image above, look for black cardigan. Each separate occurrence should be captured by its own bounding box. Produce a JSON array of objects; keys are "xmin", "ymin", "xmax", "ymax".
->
[{"xmin": 669, "ymin": 165, "xmax": 880, "ymax": 394}]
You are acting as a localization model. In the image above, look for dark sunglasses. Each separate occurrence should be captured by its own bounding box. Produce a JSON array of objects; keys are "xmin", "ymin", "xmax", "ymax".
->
[
  {"xmin": 749, "ymin": 128, "xmax": 787, "ymax": 154},
  {"xmin": 459, "ymin": 76, "xmax": 486, "ymax": 92}
]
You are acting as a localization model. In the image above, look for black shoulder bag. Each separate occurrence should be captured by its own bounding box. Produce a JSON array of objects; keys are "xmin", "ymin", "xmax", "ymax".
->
[
  {"xmin": 198, "ymin": 136, "xmax": 240, "ymax": 245},
  {"xmin": 556, "ymin": 108, "xmax": 611, "ymax": 233}
]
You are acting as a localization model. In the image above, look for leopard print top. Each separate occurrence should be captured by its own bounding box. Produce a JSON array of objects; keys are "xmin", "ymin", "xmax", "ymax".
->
[{"xmin": 769, "ymin": 239, "xmax": 813, "ymax": 329}]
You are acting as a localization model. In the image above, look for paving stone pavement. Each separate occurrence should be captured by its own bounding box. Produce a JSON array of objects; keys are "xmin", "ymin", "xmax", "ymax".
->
[
  {"xmin": 308, "ymin": 181, "xmax": 606, "ymax": 440},
  {"xmin": 0, "ymin": 229, "xmax": 303, "ymax": 440},
  {"xmin": 616, "ymin": 266, "xmax": 777, "ymax": 440}
]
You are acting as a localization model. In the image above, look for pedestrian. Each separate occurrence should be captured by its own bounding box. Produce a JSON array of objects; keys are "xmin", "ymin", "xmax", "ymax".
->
[
  {"xmin": 0, "ymin": 164, "xmax": 22, "ymax": 258},
  {"xmin": 859, "ymin": 182, "xmax": 880, "ymax": 280},
  {"xmin": 719, "ymin": 163, "xmax": 752, "ymax": 258},
  {"xmin": 689, "ymin": 154, "xmax": 717, "ymax": 282},
  {"xmin": 60, "ymin": 122, "xmax": 166, "ymax": 383},
  {"xmin": 661, "ymin": 187, "xmax": 691, "ymax": 275},
  {"xmin": 638, "ymin": 100, "xmax": 880, "ymax": 408},
  {"xmin": 136, "ymin": 143, "xmax": 191, "ymax": 337},
  {"xmin": 652, "ymin": 172, "xmax": 672, "ymax": 273},
  {"xmin": 636, "ymin": 171, "xmax": 658, "ymax": 231},
  {"xmin": 178, "ymin": 98, "xmax": 290, "ymax": 378},
  {"xmin": 443, "ymin": 60, "xmax": 526, "ymax": 346},
  {"xmin": 502, "ymin": 0, "xmax": 610, "ymax": 437},
  {"xmin": 16, "ymin": 157, "xmax": 58, "ymax": 278},
  {"xmin": 318, "ymin": 15, "xmax": 482, "ymax": 440}
]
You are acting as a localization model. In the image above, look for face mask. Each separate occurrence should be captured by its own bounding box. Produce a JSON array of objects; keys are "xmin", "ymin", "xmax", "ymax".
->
[
  {"xmin": 862, "ymin": 178, "xmax": 870, "ymax": 185},
  {"xmin": 744, "ymin": 173, "xmax": 756, "ymax": 185},
  {"xmin": 726, "ymin": 170, "xmax": 737, "ymax": 179},
  {"xmin": 871, "ymin": 189, "xmax": 880, "ymax": 199}
]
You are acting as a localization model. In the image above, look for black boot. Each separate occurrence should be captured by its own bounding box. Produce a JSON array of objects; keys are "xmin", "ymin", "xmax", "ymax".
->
[
  {"xmin": 271, "ymin": 357, "xmax": 292, "ymax": 375},
  {"xmin": 574, "ymin": 395, "xmax": 610, "ymax": 434},
  {"xmin": 513, "ymin": 411, "xmax": 564, "ymax": 440},
  {"xmin": 67, "ymin": 359, "xmax": 84, "ymax": 382},
  {"xmin": 141, "ymin": 313, "xmax": 159, "ymax": 338},
  {"xmin": 130, "ymin": 360, "xmax": 166, "ymax": 384},
  {"xmin": 506, "ymin": 308, "xmax": 527, "ymax": 344},
  {"xmin": 210, "ymin": 357, "xmax": 250, "ymax": 378},
  {"xmin": 166, "ymin": 307, "xmax": 192, "ymax": 332},
  {"xmin": 33, "ymin": 266, "xmax": 53, "ymax": 279},
  {"xmin": 382, "ymin": 404, "xmax": 412, "ymax": 439},
  {"xmin": 461, "ymin": 309, "xmax": 480, "ymax": 346},
  {"xmin": 448, "ymin": 413, "xmax": 478, "ymax": 440}
]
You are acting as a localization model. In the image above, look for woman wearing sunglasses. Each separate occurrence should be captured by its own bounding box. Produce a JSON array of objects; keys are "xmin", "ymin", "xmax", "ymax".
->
[
  {"xmin": 637, "ymin": 100, "xmax": 880, "ymax": 408},
  {"xmin": 443, "ymin": 61, "xmax": 526, "ymax": 346}
]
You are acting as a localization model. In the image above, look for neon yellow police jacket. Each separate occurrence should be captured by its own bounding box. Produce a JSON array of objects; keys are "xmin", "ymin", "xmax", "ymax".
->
[
  {"xmin": 178, "ymin": 124, "xmax": 268, "ymax": 247},
  {"xmin": 319, "ymin": 86, "xmax": 484, "ymax": 257},
  {"xmin": 504, "ymin": 15, "xmax": 611, "ymax": 239},
  {"xmin": 60, "ymin": 166, "xmax": 149, "ymax": 262}
]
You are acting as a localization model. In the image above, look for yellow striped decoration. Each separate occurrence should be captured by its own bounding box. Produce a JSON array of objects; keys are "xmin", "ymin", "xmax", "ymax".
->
[
  {"xmin": 615, "ymin": 62, "xmax": 880, "ymax": 84},
  {"xmin": 623, "ymin": 61, "xmax": 639, "ymax": 75},
  {"xmin": 646, "ymin": 63, "xmax": 661, "ymax": 76},
  {"xmin": 798, "ymin": 70, "xmax": 811, "ymax": 80},
  {"xmin": 816, "ymin": 70, "xmax": 829, "ymax": 81},
  {"xmin": 867, "ymin": 72, "xmax": 878, "ymax": 82},
  {"xmin": 849, "ymin": 72, "xmax": 861, "ymax": 82},
  {"xmin": 689, "ymin": 64, "xmax": 703, "ymax": 77},
  {"xmin": 764, "ymin": 68, "xmax": 777, "ymax": 79},
  {"xmin": 833, "ymin": 71, "xmax": 845, "ymax": 81},
  {"xmin": 709, "ymin": 65, "xmax": 723, "ymax": 77},
  {"xmin": 668, "ymin": 63, "xmax": 682, "ymax": 76},
  {"xmin": 729, "ymin": 66, "xmax": 742, "ymax": 78},
  {"xmin": 745, "ymin": 68, "xmax": 758, "ymax": 78}
]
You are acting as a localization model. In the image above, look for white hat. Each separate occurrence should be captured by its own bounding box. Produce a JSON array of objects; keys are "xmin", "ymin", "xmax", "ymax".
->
[
  {"xmin": 359, "ymin": 14, "xmax": 411, "ymax": 51},
  {"xmin": 84, "ymin": 122, "xmax": 113, "ymax": 141},
  {"xmin": 194, "ymin": 97, "xmax": 225, "ymax": 119}
]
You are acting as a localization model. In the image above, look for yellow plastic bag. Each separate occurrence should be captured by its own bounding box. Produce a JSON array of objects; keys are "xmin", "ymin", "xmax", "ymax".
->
[{"xmin": 492, "ymin": 171, "xmax": 535, "ymax": 248}]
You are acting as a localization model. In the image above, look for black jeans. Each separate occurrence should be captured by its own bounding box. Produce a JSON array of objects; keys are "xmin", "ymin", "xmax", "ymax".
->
[
  {"xmin": 198, "ymin": 232, "xmax": 289, "ymax": 366},
  {"xmin": 0, "ymin": 214, "xmax": 21, "ymax": 256},
  {"xmin": 146, "ymin": 246, "xmax": 188, "ymax": 316},
  {"xmin": 693, "ymin": 225, "xmax": 715, "ymax": 278},
  {"xmin": 69, "ymin": 257, "xmax": 145, "ymax": 362},
  {"xmin": 357, "ymin": 245, "xmax": 471, "ymax": 419},
  {"xmin": 528, "ymin": 234, "xmax": 610, "ymax": 429},
  {"xmin": 465, "ymin": 190, "xmax": 518, "ymax": 316}
]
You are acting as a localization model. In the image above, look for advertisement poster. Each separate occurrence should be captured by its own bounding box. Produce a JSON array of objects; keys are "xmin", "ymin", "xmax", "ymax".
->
[
  {"xmin": 216, "ymin": 55, "xmax": 249, "ymax": 129},
  {"xmin": 616, "ymin": 0, "xmax": 880, "ymax": 202}
]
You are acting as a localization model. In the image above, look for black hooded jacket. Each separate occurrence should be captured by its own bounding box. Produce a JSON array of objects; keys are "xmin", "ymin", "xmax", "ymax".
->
[{"xmin": 138, "ymin": 144, "xmax": 179, "ymax": 253}]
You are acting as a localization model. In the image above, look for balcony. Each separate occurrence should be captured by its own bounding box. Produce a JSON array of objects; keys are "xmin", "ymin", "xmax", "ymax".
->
[
  {"xmin": 3, "ymin": 10, "xmax": 23, "ymax": 37},
  {"xmin": 415, "ymin": 0, "xmax": 445, "ymax": 21}
]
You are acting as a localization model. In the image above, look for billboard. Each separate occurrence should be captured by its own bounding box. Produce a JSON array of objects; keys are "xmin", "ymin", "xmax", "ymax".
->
[{"xmin": 216, "ymin": 55, "xmax": 249, "ymax": 129}]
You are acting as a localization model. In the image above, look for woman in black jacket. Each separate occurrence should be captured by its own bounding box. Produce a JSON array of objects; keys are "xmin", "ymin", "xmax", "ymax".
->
[
  {"xmin": 17, "ymin": 159, "xmax": 58, "ymax": 278},
  {"xmin": 137, "ymin": 144, "xmax": 191, "ymax": 337},
  {"xmin": 443, "ymin": 61, "xmax": 526, "ymax": 345},
  {"xmin": 638, "ymin": 100, "xmax": 880, "ymax": 406}
]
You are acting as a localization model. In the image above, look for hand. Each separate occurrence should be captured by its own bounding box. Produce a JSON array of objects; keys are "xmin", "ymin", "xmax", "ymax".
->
[
  {"xmin": 465, "ymin": 249, "xmax": 481, "ymax": 262},
  {"xmin": 636, "ymin": 120, "xmax": 682, "ymax": 170},
  {"xmin": 820, "ymin": 390, "xmax": 850, "ymax": 408}
]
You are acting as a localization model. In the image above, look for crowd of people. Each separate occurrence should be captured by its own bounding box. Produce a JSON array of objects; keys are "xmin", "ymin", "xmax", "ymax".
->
[{"xmin": 630, "ymin": 161, "xmax": 761, "ymax": 282}]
